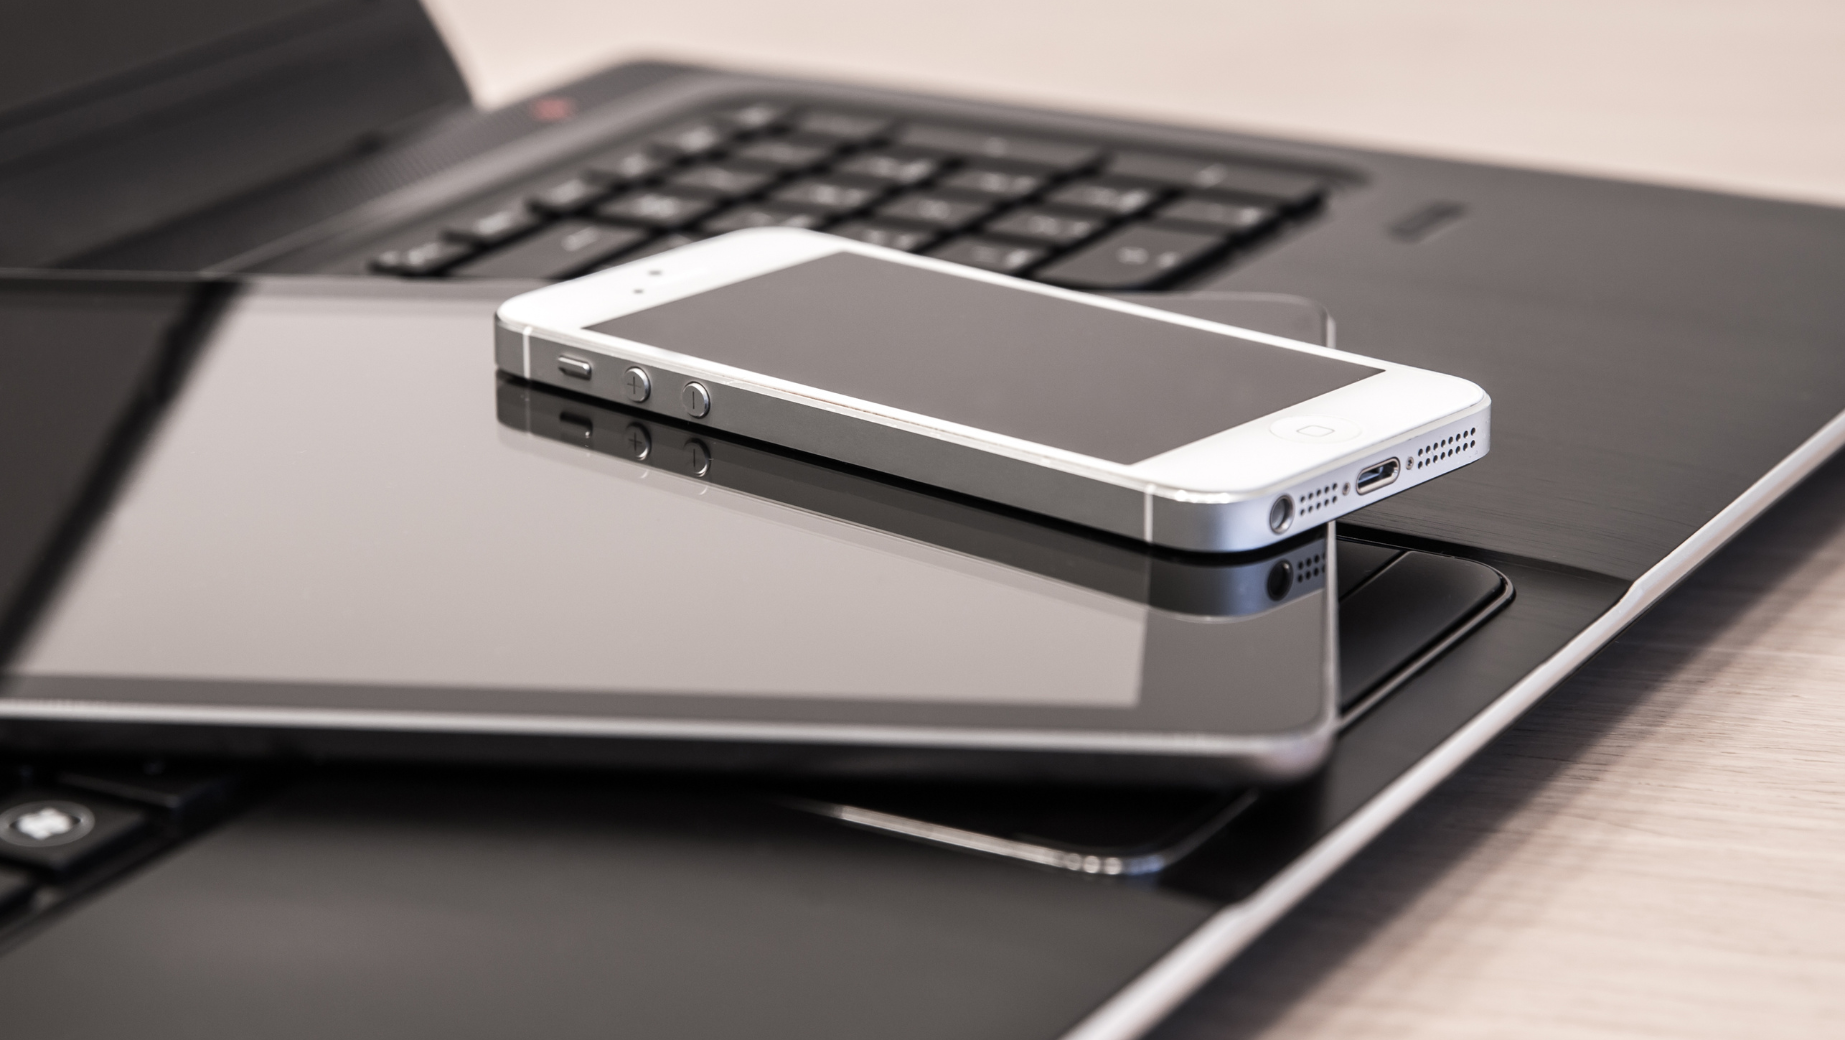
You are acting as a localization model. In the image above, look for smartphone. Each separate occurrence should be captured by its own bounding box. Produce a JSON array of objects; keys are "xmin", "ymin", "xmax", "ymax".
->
[{"xmin": 495, "ymin": 228, "xmax": 1491, "ymax": 552}]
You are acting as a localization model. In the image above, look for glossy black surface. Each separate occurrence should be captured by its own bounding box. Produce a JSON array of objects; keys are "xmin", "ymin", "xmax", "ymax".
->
[
  {"xmin": 0, "ymin": 773, "xmax": 1218, "ymax": 1040},
  {"xmin": 0, "ymin": 278, "xmax": 226, "ymax": 662}
]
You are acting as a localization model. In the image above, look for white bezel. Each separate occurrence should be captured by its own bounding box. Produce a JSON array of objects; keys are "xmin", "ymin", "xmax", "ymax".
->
[{"xmin": 495, "ymin": 227, "xmax": 1489, "ymax": 503}]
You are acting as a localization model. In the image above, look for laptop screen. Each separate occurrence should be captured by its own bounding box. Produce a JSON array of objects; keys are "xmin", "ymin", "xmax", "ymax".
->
[{"xmin": 0, "ymin": 0, "xmax": 348, "ymax": 121}]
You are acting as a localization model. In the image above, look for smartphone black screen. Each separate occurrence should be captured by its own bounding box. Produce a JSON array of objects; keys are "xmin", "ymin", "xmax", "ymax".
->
[{"xmin": 591, "ymin": 251, "xmax": 1379, "ymax": 464}]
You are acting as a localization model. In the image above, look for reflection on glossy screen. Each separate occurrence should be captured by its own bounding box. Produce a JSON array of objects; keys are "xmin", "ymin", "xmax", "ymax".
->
[{"xmin": 15, "ymin": 287, "xmax": 1149, "ymax": 708}]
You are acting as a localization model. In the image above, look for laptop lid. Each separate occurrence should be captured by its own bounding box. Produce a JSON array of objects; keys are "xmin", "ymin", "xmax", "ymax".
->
[{"xmin": 0, "ymin": 0, "xmax": 469, "ymax": 268}]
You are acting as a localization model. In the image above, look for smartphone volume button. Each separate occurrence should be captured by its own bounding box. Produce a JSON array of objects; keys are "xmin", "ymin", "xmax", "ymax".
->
[
  {"xmin": 622, "ymin": 366, "xmax": 652, "ymax": 402},
  {"xmin": 681, "ymin": 381, "xmax": 711, "ymax": 418}
]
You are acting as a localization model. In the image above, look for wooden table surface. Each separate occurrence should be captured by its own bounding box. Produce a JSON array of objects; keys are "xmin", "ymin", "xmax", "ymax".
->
[{"xmin": 424, "ymin": 4, "xmax": 1845, "ymax": 1035}]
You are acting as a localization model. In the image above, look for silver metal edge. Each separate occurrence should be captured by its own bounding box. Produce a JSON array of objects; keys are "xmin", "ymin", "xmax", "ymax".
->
[
  {"xmin": 787, "ymin": 790, "xmax": 1259, "ymax": 878},
  {"xmin": 0, "ymin": 699, "xmax": 1331, "ymax": 761},
  {"xmin": 1056, "ymin": 404, "xmax": 1845, "ymax": 1040}
]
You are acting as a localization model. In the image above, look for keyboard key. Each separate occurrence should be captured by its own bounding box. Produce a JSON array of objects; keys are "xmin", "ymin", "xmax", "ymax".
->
[
  {"xmin": 1106, "ymin": 152, "xmax": 1328, "ymax": 207},
  {"xmin": 773, "ymin": 177, "xmax": 886, "ymax": 215},
  {"xmin": 529, "ymin": 174, "xmax": 611, "ymax": 213},
  {"xmin": 940, "ymin": 166, "xmax": 1044, "ymax": 199},
  {"xmin": 595, "ymin": 189, "xmax": 723, "ymax": 228},
  {"xmin": 452, "ymin": 221, "xmax": 650, "ymax": 279},
  {"xmin": 650, "ymin": 119, "xmax": 733, "ymax": 157},
  {"xmin": 0, "ymin": 790, "xmax": 148, "ymax": 875},
  {"xmin": 895, "ymin": 125, "xmax": 1100, "ymax": 171},
  {"xmin": 1154, "ymin": 195, "xmax": 1278, "ymax": 234},
  {"xmin": 1043, "ymin": 178, "xmax": 1162, "ymax": 216},
  {"xmin": 444, "ymin": 201, "xmax": 543, "ymax": 246},
  {"xmin": 668, "ymin": 163, "xmax": 775, "ymax": 198},
  {"xmin": 984, "ymin": 208, "xmax": 1104, "ymax": 245},
  {"xmin": 58, "ymin": 762, "xmax": 240, "ymax": 817},
  {"xmin": 827, "ymin": 221, "xmax": 941, "ymax": 252},
  {"xmin": 876, "ymin": 193, "xmax": 995, "ymax": 230},
  {"xmin": 929, "ymin": 237, "xmax": 1047, "ymax": 274},
  {"xmin": 0, "ymin": 865, "xmax": 30, "ymax": 913},
  {"xmin": 1034, "ymin": 224, "xmax": 1225, "ymax": 290},
  {"xmin": 732, "ymin": 137, "xmax": 838, "ymax": 171},
  {"xmin": 583, "ymin": 144, "xmax": 671, "ymax": 183},
  {"xmin": 703, "ymin": 204, "xmax": 825, "ymax": 233},
  {"xmin": 793, "ymin": 110, "xmax": 894, "ymax": 142},
  {"xmin": 720, "ymin": 101, "xmax": 790, "ymax": 132},
  {"xmin": 370, "ymin": 238, "xmax": 472, "ymax": 276},
  {"xmin": 833, "ymin": 151, "xmax": 941, "ymax": 185}
]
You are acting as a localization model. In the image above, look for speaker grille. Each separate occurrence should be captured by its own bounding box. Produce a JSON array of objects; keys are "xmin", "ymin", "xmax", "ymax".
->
[{"xmin": 1412, "ymin": 427, "xmax": 1479, "ymax": 471}]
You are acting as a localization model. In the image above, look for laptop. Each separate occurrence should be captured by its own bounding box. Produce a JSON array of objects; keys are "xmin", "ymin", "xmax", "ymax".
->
[{"xmin": 2, "ymin": 2, "xmax": 1844, "ymax": 1038}]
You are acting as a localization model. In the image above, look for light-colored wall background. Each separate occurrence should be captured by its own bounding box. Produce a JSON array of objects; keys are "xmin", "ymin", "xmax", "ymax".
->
[{"xmin": 421, "ymin": 0, "xmax": 1845, "ymax": 206}]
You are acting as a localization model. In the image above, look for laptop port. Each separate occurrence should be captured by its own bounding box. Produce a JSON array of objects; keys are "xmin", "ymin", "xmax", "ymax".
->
[{"xmin": 1356, "ymin": 458, "xmax": 1400, "ymax": 495}]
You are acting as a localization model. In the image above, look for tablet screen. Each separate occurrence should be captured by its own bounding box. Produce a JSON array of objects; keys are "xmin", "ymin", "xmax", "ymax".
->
[{"xmin": 2, "ymin": 280, "xmax": 1332, "ymax": 741}]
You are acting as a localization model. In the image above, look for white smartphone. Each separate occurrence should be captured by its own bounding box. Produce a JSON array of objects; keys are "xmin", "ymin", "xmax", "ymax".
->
[{"xmin": 495, "ymin": 228, "xmax": 1490, "ymax": 552}]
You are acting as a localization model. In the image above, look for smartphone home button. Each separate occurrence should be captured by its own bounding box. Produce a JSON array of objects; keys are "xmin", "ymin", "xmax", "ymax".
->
[
  {"xmin": 1269, "ymin": 415, "xmax": 1361, "ymax": 443},
  {"xmin": 681, "ymin": 381, "xmax": 712, "ymax": 418}
]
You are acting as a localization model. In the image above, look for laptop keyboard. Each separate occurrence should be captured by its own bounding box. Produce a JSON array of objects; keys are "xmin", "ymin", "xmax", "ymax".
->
[{"xmin": 368, "ymin": 101, "xmax": 1332, "ymax": 290}]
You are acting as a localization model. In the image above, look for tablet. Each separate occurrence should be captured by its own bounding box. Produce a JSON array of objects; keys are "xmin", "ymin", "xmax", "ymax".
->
[{"xmin": 0, "ymin": 277, "xmax": 1338, "ymax": 785}]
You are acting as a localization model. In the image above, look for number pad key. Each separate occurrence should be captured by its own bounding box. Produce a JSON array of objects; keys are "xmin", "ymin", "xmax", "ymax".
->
[
  {"xmin": 1153, "ymin": 195, "xmax": 1278, "ymax": 235},
  {"xmin": 827, "ymin": 221, "xmax": 941, "ymax": 252},
  {"xmin": 732, "ymin": 137, "xmax": 839, "ymax": 171},
  {"xmin": 649, "ymin": 119, "xmax": 733, "ymax": 158},
  {"xmin": 929, "ymin": 237, "xmax": 1047, "ymax": 274},
  {"xmin": 444, "ymin": 201, "xmax": 543, "ymax": 246},
  {"xmin": 667, "ymin": 163, "xmax": 776, "ymax": 198},
  {"xmin": 582, "ymin": 144, "xmax": 672, "ymax": 184},
  {"xmin": 1042, "ymin": 178, "xmax": 1162, "ymax": 216},
  {"xmin": 792, "ymin": 111, "xmax": 894, "ymax": 142},
  {"xmin": 1033, "ymin": 225, "xmax": 1225, "ymax": 290},
  {"xmin": 876, "ymin": 194, "xmax": 995, "ymax": 231},
  {"xmin": 704, "ymin": 204, "xmax": 826, "ymax": 234},
  {"xmin": 595, "ymin": 189, "xmax": 723, "ymax": 228},
  {"xmin": 530, "ymin": 174, "xmax": 612, "ymax": 214},
  {"xmin": 1107, "ymin": 152, "xmax": 1328, "ymax": 208},
  {"xmin": 984, "ymin": 208, "xmax": 1104, "ymax": 245},
  {"xmin": 719, "ymin": 102, "xmax": 790, "ymax": 132},
  {"xmin": 833, "ymin": 152, "xmax": 941, "ymax": 186},
  {"xmin": 895, "ymin": 125, "xmax": 1099, "ymax": 171},
  {"xmin": 940, "ymin": 166, "xmax": 1045, "ymax": 199},
  {"xmin": 772, "ymin": 178, "xmax": 886, "ymax": 215}
]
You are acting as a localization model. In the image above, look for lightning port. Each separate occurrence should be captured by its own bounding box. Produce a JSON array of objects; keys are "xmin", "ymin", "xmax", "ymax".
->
[{"xmin": 1356, "ymin": 457, "xmax": 1400, "ymax": 495}]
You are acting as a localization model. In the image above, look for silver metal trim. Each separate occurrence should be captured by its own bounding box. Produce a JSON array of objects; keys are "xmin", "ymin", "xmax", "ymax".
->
[
  {"xmin": 786, "ymin": 791, "xmax": 1257, "ymax": 877},
  {"xmin": 1055, "ymin": 405, "xmax": 1845, "ymax": 1040},
  {"xmin": 0, "ymin": 699, "xmax": 1327, "ymax": 761}
]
